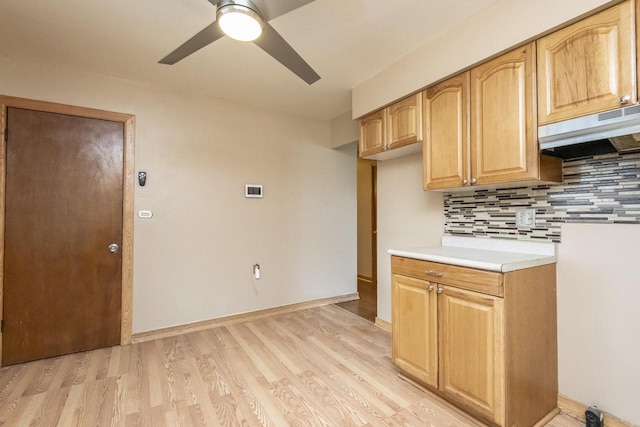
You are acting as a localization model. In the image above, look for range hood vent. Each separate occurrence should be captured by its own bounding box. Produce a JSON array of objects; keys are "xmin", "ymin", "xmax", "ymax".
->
[{"xmin": 539, "ymin": 104, "xmax": 640, "ymax": 159}]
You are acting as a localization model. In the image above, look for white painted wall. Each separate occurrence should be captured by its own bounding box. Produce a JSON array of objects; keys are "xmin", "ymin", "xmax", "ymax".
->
[
  {"xmin": 330, "ymin": 110, "xmax": 359, "ymax": 149},
  {"xmin": 0, "ymin": 55, "xmax": 357, "ymax": 334},
  {"xmin": 376, "ymin": 153, "xmax": 443, "ymax": 321},
  {"xmin": 557, "ymin": 224, "xmax": 640, "ymax": 425},
  {"xmin": 359, "ymin": 0, "xmax": 638, "ymax": 423},
  {"xmin": 352, "ymin": 0, "xmax": 614, "ymax": 118}
]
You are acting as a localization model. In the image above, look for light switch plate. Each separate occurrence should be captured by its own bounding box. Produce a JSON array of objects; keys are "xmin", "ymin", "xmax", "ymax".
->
[
  {"xmin": 137, "ymin": 210, "xmax": 153, "ymax": 219},
  {"xmin": 516, "ymin": 209, "xmax": 536, "ymax": 228}
]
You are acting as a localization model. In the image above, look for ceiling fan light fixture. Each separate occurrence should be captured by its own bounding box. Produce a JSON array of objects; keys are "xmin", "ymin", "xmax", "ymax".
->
[{"xmin": 217, "ymin": 2, "xmax": 264, "ymax": 42}]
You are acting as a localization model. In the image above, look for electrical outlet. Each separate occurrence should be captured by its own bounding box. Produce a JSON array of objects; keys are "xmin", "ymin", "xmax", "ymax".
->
[{"xmin": 515, "ymin": 209, "xmax": 536, "ymax": 228}]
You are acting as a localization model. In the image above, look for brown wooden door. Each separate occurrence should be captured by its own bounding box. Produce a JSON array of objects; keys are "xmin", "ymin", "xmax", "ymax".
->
[{"xmin": 3, "ymin": 107, "xmax": 123, "ymax": 365}]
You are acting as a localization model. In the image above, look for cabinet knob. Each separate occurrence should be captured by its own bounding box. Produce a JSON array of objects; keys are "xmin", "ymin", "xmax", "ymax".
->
[
  {"xmin": 437, "ymin": 287, "xmax": 443, "ymax": 294},
  {"xmin": 620, "ymin": 95, "xmax": 631, "ymax": 104},
  {"xmin": 462, "ymin": 179, "xmax": 468, "ymax": 185},
  {"xmin": 471, "ymin": 178, "xmax": 477, "ymax": 184},
  {"xmin": 428, "ymin": 284, "xmax": 434, "ymax": 292}
]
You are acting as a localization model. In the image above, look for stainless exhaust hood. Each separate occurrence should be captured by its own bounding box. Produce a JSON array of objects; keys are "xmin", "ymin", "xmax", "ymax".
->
[{"xmin": 539, "ymin": 104, "xmax": 640, "ymax": 159}]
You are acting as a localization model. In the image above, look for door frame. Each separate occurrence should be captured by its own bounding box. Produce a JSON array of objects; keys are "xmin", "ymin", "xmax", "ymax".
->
[{"xmin": 0, "ymin": 95, "xmax": 135, "ymax": 366}]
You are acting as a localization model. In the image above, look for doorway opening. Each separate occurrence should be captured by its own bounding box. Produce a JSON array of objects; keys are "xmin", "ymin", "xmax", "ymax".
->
[{"xmin": 336, "ymin": 157, "xmax": 377, "ymax": 322}]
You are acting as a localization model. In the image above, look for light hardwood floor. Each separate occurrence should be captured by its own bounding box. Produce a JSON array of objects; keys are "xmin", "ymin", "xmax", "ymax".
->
[{"xmin": 0, "ymin": 305, "xmax": 582, "ymax": 426}]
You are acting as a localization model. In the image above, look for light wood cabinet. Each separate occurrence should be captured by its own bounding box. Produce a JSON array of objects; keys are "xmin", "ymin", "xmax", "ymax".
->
[
  {"xmin": 471, "ymin": 43, "xmax": 541, "ymax": 186},
  {"xmin": 537, "ymin": 0, "xmax": 636, "ymax": 125},
  {"xmin": 391, "ymin": 256, "xmax": 558, "ymax": 426},
  {"xmin": 359, "ymin": 93, "xmax": 422, "ymax": 160},
  {"xmin": 359, "ymin": 109, "xmax": 385, "ymax": 158},
  {"xmin": 423, "ymin": 73, "xmax": 470, "ymax": 190},
  {"xmin": 423, "ymin": 45, "xmax": 562, "ymax": 191},
  {"xmin": 438, "ymin": 286, "xmax": 504, "ymax": 424},
  {"xmin": 391, "ymin": 274, "xmax": 437, "ymax": 388}
]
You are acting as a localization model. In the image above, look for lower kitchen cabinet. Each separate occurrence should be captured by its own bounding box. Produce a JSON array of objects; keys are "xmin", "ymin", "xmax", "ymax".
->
[
  {"xmin": 392, "ymin": 275, "xmax": 438, "ymax": 387},
  {"xmin": 391, "ymin": 256, "xmax": 558, "ymax": 426}
]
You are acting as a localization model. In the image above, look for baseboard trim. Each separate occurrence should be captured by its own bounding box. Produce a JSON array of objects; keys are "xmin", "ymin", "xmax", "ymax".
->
[
  {"xmin": 357, "ymin": 275, "xmax": 374, "ymax": 290},
  {"xmin": 558, "ymin": 394, "xmax": 635, "ymax": 427},
  {"xmin": 132, "ymin": 293, "xmax": 359, "ymax": 344},
  {"xmin": 374, "ymin": 317, "xmax": 391, "ymax": 332},
  {"xmin": 534, "ymin": 408, "xmax": 560, "ymax": 427}
]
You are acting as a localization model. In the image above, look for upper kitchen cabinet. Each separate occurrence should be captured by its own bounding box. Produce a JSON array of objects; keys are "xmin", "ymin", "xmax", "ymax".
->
[
  {"xmin": 537, "ymin": 0, "xmax": 636, "ymax": 125},
  {"xmin": 359, "ymin": 109, "xmax": 385, "ymax": 158},
  {"xmin": 423, "ymin": 73, "xmax": 470, "ymax": 190},
  {"xmin": 471, "ymin": 43, "xmax": 543, "ymax": 185},
  {"xmin": 359, "ymin": 93, "xmax": 422, "ymax": 160}
]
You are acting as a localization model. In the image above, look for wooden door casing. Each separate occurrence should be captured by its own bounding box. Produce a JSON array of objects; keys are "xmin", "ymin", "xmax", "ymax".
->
[
  {"xmin": 0, "ymin": 96, "xmax": 135, "ymax": 366},
  {"xmin": 537, "ymin": 1, "xmax": 636, "ymax": 125}
]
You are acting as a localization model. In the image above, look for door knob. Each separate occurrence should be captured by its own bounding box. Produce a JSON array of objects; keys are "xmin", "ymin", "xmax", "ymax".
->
[{"xmin": 108, "ymin": 243, "xmax": 119, "ymax": 253}]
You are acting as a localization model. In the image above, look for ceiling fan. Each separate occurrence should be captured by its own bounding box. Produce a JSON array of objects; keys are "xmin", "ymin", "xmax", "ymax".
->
[{"xmin": 159, "ymin": 0, "xmax": 321, "ymax": 85}]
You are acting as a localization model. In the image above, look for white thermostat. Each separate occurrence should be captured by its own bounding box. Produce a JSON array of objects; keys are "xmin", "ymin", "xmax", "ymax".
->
[{"xmin": 245, "ymin": 184, "xmax": 263, "ymax": 198}]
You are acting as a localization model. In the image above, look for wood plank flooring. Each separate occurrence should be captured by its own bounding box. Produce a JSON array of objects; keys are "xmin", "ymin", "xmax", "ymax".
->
[
  {"xmin": 0, "ymin": 305, "xmax": 582, "ymax": 426},
  {"xmin": 335, "ymin": 280, "xmax": 377, "ymax": 323}
]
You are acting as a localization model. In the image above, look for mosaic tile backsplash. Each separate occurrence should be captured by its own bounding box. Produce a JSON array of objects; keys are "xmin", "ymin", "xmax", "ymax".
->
[{"xmin": 443, "ymin": 152, "xmax": 640, "ymax": 243}]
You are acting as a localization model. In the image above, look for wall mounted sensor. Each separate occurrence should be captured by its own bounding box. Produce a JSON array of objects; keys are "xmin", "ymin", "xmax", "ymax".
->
[
  {"xmin": 253, "ymin": 264, "xmax": 261, "ymax": 279},
  {"xmin": 138, "ymin": 171, "xmax": 147, "ymax": 186}
]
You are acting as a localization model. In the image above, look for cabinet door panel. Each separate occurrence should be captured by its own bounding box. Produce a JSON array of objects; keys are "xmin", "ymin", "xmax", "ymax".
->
[
  {"xmin": 392, "ymin": 274, "xmax": 438, "ymax": 387},
  {"xmin": 471, "ymin": 43, "xmax": 538, "ymax": 185},
  {"xmin": 423, "ymin": 73, "xmax": 470, "ymax": 190},
  {"xmin": 537, "ymin": 1, "xmax": 635, "ymax": 125},
  {"xmin": 359, "ymin": 110, "xmax": 385, "ymax": 157},
  {"xmin": 438, "ymin": 286, "xmax": 504, "ymax": 425},
  {"xmin": 386, "ymin": 93, "xmax": 422, "ymax": 150}
]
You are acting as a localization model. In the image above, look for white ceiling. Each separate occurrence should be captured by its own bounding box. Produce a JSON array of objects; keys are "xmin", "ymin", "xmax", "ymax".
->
[{"xmin": 0, "ymin": 0, "xmax": 498, "ymax": 120}]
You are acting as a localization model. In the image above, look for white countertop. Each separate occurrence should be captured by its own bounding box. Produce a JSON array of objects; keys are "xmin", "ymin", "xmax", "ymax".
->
[{"xmin": 388, "ymin": 236, "xmax": 556, "ymax": 272}]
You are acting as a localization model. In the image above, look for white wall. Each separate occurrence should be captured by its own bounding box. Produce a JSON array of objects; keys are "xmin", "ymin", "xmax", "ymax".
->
[
  {"xmin": 0, "ymin": 55, "xmax": 357, "ymax": 334},
  {"xmin": 376, "ymin": 153, "xmax": 443, "ymax": 321},
  {"xmin": 330, "ymin": 110, "xmax": 359, "ymax": 149},
  {"xmin": 557, "ymin": 224, "xmax": 640, "ymax": 425},
  {"xmin": 352, "ymin": 0, "xmax": 614, "ymax": 118},
  {"xmin": 358, "ymin": 0, "xmax": 638, "ymax": 423}
]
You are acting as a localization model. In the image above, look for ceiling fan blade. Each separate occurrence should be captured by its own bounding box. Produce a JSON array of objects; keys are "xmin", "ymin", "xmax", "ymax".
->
[
  {"xmin": 159, "ymin": 22, "xmax": 225, "ymax": 65},
  {"xmin": 253, "ymin": 22, "xmax": 320, "ymax": 85},
  {"xmin": 250, "ymin": 0, "xmax": 315, "ymax": 21}
]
